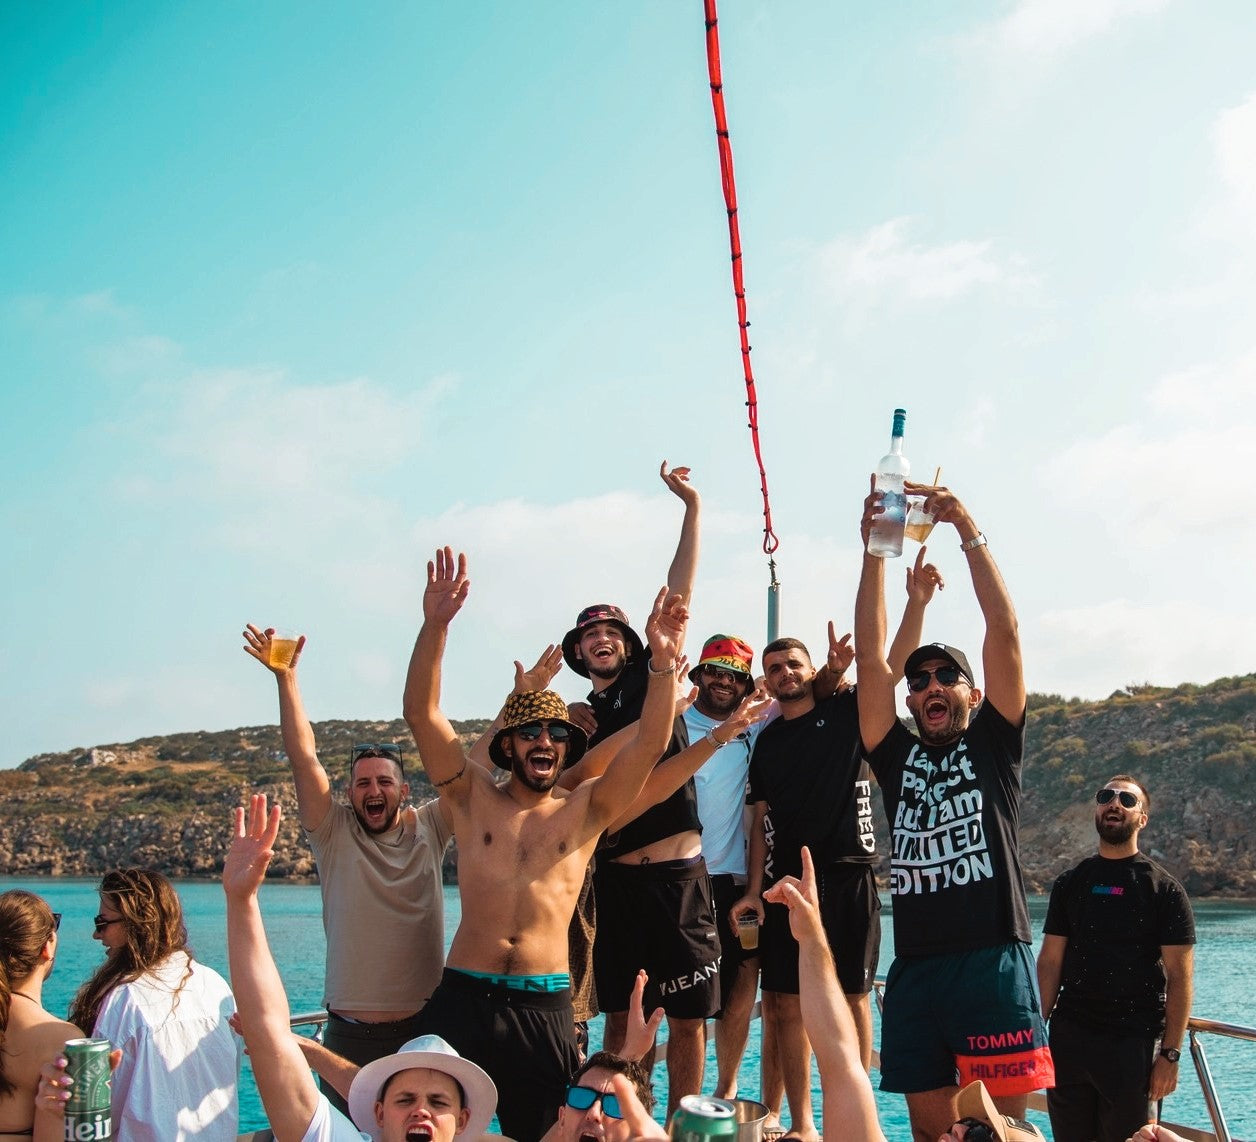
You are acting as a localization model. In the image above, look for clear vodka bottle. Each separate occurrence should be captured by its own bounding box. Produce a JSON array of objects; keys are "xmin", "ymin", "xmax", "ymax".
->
[{"xmin": 868, "ymin": 408, "xmax": 909, "ymax": 558}]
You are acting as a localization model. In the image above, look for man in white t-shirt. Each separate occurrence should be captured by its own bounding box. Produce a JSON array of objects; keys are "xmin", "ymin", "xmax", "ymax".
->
[
  {"xmin": 682, "ymin": 633, "xmax": 766, "ymax": 1100},
  {"xmin": 244, "ymin": 625, "xmax": 452, "ymax": 1116}
]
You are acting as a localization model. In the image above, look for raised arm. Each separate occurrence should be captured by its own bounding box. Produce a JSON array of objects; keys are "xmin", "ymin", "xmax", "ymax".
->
[
  {"xmin": 606, "ymin": 689, "xmax": 773, "ymax": 833},
  {"xmin": 468, "ymin": 646, "xmax": 564, "ymax": 771},
  {"xmin": 224, "ymin": 795, "xmax": 321, "ymax": 1142},
  {"xmin": 587, "ymin": 589, "xmax": 685, "ymax": 827},
  {"xmin": 812, "ymin": 622, "xmax": 853, "ymax": 701},
  {"xmin": 907, "ymin": 481, "xmax": 1024, "ymax": 722},
  {"xmin": 886, "ymin": 546, "xmax": 944, "ymax": 677},
  {"xmin": 243, "ymin": 625, "xmax": 331, "ymax": 831},
  {"xmin": 661, "ymin": 461, "xmax": 701, "ymax": 606},
  {"xmin": 855, "ymin": 478, "xmax": 898, "ymax": 754},
  {"xmin": 763, "ymin": 849, "xmax": 886, "ymax": 1142},
  {"xmin": 402, "ymin": 547, "xmax": 474, "ymax": 804}
]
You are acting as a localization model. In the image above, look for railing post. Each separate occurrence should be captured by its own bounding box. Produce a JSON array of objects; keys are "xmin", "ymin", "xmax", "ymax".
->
[{"xmin": 1188, "ymin": 1028, "xmax": 1231, "ymax": 1142}]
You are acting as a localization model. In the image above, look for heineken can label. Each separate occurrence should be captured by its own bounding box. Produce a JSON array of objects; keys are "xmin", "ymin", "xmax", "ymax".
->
[
  {"xmin": 63, "ymin": 1037, "xmax": 112, "ymax": 1140},
  {"xmin": 670, "ymin": 1095, "xmax": 737, "ymax": 1141}
]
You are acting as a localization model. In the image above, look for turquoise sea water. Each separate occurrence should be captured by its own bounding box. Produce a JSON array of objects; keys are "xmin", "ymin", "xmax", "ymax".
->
[{"xmin": 10, "ymin": 877, "xmax": 1254, "ymax": 1140}]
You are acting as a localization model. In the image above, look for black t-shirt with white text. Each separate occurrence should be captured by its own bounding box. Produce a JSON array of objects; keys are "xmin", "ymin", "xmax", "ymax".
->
[
  {"xmin": 867, "ymin": 701, "xmax": 1030, "ymax": 957},
  {"xmin": 1044, "ymin": 853, "xmax": 1195, "ymax": 1035},
  {"xmin": 748, "ymin": 690, "xmax": 876, "ymax": 882}
]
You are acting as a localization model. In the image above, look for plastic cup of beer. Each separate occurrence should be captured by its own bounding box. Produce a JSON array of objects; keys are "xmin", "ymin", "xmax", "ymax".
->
[
  {"xmin": 736, "ymin": 915, "xmax": 760, "ymax": 951},
  {"xmin": 267, "ymin": 629, "xmax": 300, "ymax": 670},
  {"xmin": 904, "ymin": 495, "xmax": 937, "ymax": 544}
]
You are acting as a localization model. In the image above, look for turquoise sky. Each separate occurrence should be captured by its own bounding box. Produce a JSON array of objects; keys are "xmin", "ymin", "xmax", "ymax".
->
[{"xmin": 4, "ymin": 2, "xmax": 1254, "ymax": 767}]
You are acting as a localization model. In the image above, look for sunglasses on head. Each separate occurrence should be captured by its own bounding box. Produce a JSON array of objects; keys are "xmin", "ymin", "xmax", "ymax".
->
[
  {"xmin": 1096, "ymin": 788, "xmax": 1139, "ymax": 809},
  {"xmin": 351, "ymin": 743, "xmax": 403, "ymax": 764},
  {"xmin": 515, "ymin": 722, "xmax": 571, "ymax": 743},
  {"xmin": 565, "ymin": 1085, "xmax": 623, "ymax": 1119},
  {"xmin": 954, "ymin": 1119, "xmax": 996, "ymax": 1142},
  {"xmin": 907, "ymin": 665, "xmax": 965, "ymax": 692}
]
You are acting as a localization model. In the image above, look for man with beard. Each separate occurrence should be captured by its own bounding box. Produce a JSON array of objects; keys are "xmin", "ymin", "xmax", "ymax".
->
[
  {"xmin": 1037, "ymin": 776, "xmax": 1195, "ymax": 1142},
  {"xmin": 402, "ymin": 547, "xmax": 687, "ymax": 1140},
  {"xmin": 854, "ymin": 479, "xmax": 1054, "ymax": 1142},
  {"xmin": 244, "ymin": 624, "xmax": 452, "ymax": 1116},
  {"xmin": 681, "ymin": 634, "xmax": 765, "ymax": 1100},
  {"xmin": 560, "ymin": 462, "xmax": 714, "ymax": 1116}
]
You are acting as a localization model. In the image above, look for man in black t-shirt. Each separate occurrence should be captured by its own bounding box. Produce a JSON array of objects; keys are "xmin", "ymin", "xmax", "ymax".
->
[
  {"xmin": 559, "ymin": 461, "xmax": 714, "ymax": 1116},
  {"xmin": 854, "ymin": 479, "xmax": 1054, "ymax": 1142},
  {"xmin": 1037, "ymin": 775, "xmax": 1195, "ymax": 1142}
]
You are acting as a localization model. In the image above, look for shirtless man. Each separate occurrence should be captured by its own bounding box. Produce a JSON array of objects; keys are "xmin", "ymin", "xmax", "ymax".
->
[{"xmin": 402, "ymin": 547, "xmax": 687, "ymax": 1141}]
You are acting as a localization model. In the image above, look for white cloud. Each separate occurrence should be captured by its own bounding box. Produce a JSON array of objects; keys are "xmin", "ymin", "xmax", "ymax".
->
[
  {"xmin": 1211, "ymin": 93, "xmax": 1256, "ymax": 236},
  {"xmin": 1041, "ymin": 348, "xmax": 1256, "ymax": 548},
  {"xmin": 818, "ymin": 218, "xmax": 1032, "ymax": 307},
  {"xmin": 1030, "ymin": 598, "xmax": 1256, "ymax": 699},
  {"xmin": 974, "ymin": 0, "xmax": 1170, "ymax": 55}
]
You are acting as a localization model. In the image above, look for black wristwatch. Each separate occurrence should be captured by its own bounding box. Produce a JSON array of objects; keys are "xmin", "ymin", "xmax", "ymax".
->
[{"xmin": 1159, "ymin": 1046, "xmax": 1181, "ymax": 1063}]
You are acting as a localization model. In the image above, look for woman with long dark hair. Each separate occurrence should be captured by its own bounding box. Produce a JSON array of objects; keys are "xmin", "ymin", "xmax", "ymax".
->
[
  {"xmin": 68, "ymin": 869, "xmax": 240, "ymax": 1141},
  {"xmin": 0, "ymin": 889, "xmax": 82, "ymax": 1142}
]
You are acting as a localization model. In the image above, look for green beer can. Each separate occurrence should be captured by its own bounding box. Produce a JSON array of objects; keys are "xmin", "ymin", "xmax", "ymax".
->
[
  {"xmin": 63, "ymin": 1037, "xmax": 112, "ymax": 1140},
  {"xmin": 670, "ymin": 1095, "xmax": 737, "ymax": 1141}
]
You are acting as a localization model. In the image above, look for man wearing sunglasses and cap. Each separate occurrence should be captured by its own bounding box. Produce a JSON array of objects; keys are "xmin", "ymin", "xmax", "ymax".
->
[
  {"xmin": 855, "ymin": 480, "xmax": 1053, "ymax": 1142},
  {"xmin": 1037, "ymin": 776, "xmax": 1195, "ymax": 1142},
  {"xmin": 403, "ymin": 547, "xmax": 688, "ymax": 1140},
  {"xmin": 243, "ymin": 625, "xmax": 452, "ymax": 1115},
  {"xmin": 763, "ymin": 846, "xmax": 1047, "ymax": 1142}
]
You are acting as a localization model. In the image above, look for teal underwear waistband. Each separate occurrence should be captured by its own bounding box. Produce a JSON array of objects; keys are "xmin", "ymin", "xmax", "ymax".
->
[{"xmin": 458, "ymin": 969, "xmax": 572, "ymax": 993}]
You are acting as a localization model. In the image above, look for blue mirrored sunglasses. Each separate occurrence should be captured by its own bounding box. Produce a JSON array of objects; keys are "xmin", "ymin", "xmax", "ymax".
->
[{"xmin": 565, "ymin": 1085, "xmax": 622, "ymax": 1119}]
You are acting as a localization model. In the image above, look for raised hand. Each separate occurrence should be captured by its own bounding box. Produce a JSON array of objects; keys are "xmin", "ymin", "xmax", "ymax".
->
[
  {"xmin": 827, "ymin": 621, "xmax": 854, "ymax": 677},
  {"xmin": 566, "ymin": 701, "xmax": 598, "ymax": 738},
  {"xmin": 610, "ymin": 1074, "xmax": 668, "ymax": 1140},
  {"xmin": 903, "ymin": 481, "xmax": 969, "ymax": 530},
  {"xmin": 643, "ymin": 587, "xmax": 688, "ymax": 667},
  {"xmin": 620, "ymin": 969, "xmax": 665, "ymax": 1062},
  {"xmin": 905, "ymin": 545, "xmax": 944, "ymax": 605},
  {"xmin": 716, "ymin": 688, "xmax": 773, "ymax": 741},
  {"xmin": 513, "ymin": 645, "xmax": 563, "ymax": 693},
  {"xmin": 659, "ymin": 460, "xmax": 699, "ymax": 507},
  {"xmin": 860, "ymin": 473, "xmax": 881, "ymax": 548},
  {"xmin": 423, "ymin": 547, "xmax": 471, "ymax": 627},
  {"xmin": 223, "ymin": 794, "xmax": 282, "ymax": 903},
  {"xmin": 674, "ymin": 655, "xmax": 696, "ymax": 714},
  {"xmin": 242, "ymin": 623, "xmax": 306, "ymax": 675},
  {"xmin": 763, "ymin": 846, "xmax": 826, "ymax": 947}
]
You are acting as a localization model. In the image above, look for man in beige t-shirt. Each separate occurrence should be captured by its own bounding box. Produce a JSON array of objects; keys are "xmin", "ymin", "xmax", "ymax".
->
[{"xmin": 244, "ymin": 623, "xmax": 452, "ymax": 1117}]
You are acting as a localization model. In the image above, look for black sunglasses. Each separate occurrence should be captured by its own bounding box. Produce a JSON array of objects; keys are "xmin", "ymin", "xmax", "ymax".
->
[
  {"xmin": 51, "ymin": 913, "xmax": 61, "ymax": 932},
  {"xmin": 93, "ymin": 914, "xmax": 121, "ymax": 933},
  {"xmin": 953, "ymin": 1119, "xmax": 996, "ymax": 1142},
  {"xmin": 565, "ymin": 1085, "xmax": 623, "ymax": 1120},
  {"xmin": 516, "ymin": 722, "xmax": 572, "ymax": 743},
  {"xmin": 351, "ymin": 743, "xmax": 403, "ymax": 764},
  {"xmin": 1096, "ymin": 788, "xmax": 1139, "ymax": 809},
  {"xmin": 907, "ymin": 665, "xmax": 965, "ymax": 692},
  {"xmin": 701, "ymin": 665, "xmax": 743, "ymax": 684}
]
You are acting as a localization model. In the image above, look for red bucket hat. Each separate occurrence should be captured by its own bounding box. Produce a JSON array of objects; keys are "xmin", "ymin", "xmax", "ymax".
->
[{"xmin": 687, "ymin": 634, "xmax": 755, "ymax": 695}]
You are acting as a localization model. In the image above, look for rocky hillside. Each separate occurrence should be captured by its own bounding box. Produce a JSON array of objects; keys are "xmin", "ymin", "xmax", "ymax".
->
[{"xmin": 5, "ymin": 673, "xmax": 1255, "ymax": 895}]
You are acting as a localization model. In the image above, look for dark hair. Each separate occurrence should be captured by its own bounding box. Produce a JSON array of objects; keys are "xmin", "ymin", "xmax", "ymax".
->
[
  {"xmin": 761, "ymin": 637, "xmax": 811, "ymax": 666},
  {"xmin": 350, "ymin": 748, "xmax": 406, "ymax": 783},
  {"xmin": 1107, "ymin": 774, "xmax": 1151, "ymax": 814},
  {"xmin": 69, "ymin": 869, "xmax": 192, "ymax": 1034},
  {"xmin": 573, "ymin": 1051, "xmax": 655, "ymax": 1114},
  {"xmin": 378, "ymin": 1068, "xmax": 465, "ymax": 1108},
  {"xmin": 0, "ymin": 890, "xmax": 59, "ymax": 1097}
]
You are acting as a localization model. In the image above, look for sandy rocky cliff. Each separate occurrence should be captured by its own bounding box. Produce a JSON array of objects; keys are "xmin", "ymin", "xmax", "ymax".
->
[{"xmin": 4, "ymin": 675, "xmax": 1255, "ymax": 896}]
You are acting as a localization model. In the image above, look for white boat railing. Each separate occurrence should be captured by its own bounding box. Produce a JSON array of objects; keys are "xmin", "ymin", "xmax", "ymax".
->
[{"xmin": 236, "ymin": 1005, "xmax": 1254, "ymax": 1142}]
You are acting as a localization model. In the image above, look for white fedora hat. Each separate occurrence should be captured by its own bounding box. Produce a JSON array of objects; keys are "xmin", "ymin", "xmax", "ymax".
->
[{"xmin": 348, "ymin": 1034, "xmax": 497, "ymax": 1141}]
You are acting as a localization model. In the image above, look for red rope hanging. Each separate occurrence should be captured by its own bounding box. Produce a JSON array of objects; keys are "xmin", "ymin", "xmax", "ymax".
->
[{"xmin": 703, "ymin": 0, "xmax": 779, "ymax": 558}]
